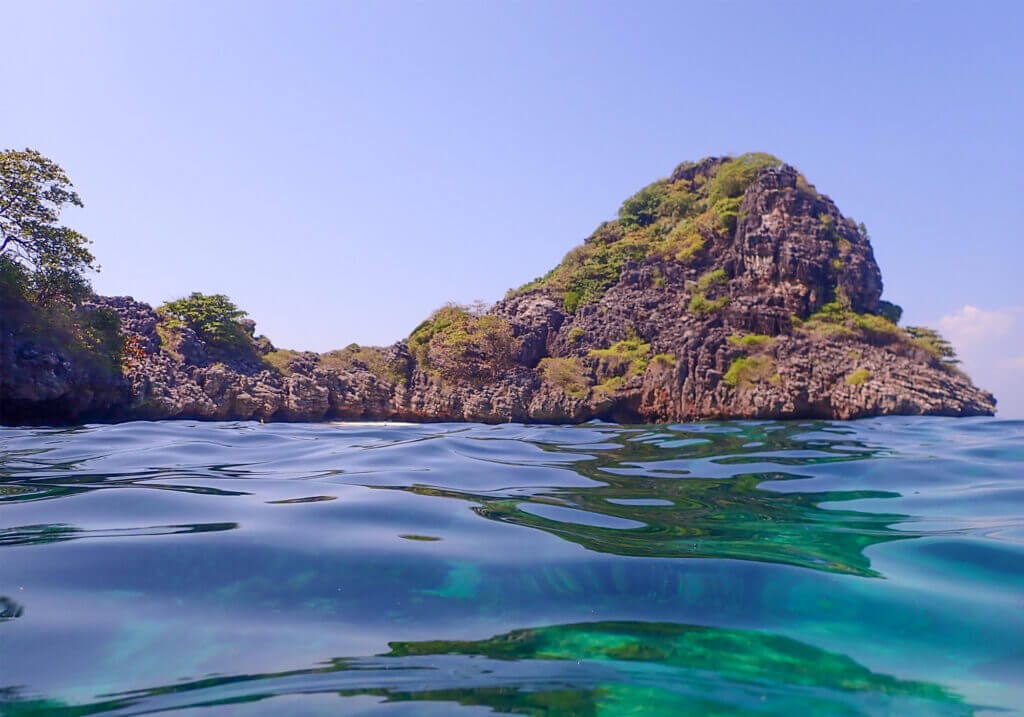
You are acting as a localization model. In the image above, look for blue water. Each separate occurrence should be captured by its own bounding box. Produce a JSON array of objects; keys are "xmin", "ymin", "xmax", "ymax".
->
[{"xmin": 0, "ymin": 417, "xmax": 1022, "ymax": 715}]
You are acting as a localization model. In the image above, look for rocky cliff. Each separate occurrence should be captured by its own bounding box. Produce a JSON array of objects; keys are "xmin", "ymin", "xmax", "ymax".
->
[{"xmin": 0, "ymin": 154, "xmax": 996, "ymax": 425}]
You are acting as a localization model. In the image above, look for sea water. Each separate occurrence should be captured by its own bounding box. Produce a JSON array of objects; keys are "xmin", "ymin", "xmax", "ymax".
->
[{"xmin": 0, "ymin": 417, "xmax": 1021, "ymax": 715}]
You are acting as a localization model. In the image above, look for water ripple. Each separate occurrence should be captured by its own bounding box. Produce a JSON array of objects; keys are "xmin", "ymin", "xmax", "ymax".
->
[{"xmin": 0, "ymin": 417, "xmax": 1022, "ymax": 714}]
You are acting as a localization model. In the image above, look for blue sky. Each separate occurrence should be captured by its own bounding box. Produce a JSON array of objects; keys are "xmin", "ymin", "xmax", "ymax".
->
[{"xmin": 2, "ymin": 1, "xmax": 1022, "ymax": 415}]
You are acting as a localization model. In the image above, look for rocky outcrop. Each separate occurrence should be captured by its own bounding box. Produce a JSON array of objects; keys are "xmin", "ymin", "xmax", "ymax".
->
[
  {"xmin": 0, "ymin": 155, "xmax": 996, "ymax": 425},
  {"xmin": 0, "ymin": 297, "xmax": 127, "ymax": 424},
  {"xmin": 0, "ymin": 338, "xmax": 125, "ymax": 423}
]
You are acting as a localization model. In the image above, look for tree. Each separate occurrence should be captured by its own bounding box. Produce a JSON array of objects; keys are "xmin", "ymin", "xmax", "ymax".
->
[
  {"xmin": 0, "ymin": 149, "xmax": 95, "ymax": 301},
  {"xmin": 158, "ymin": 292, "xmax": 253, "ymax": 352},
  {"xmin": 875, "ymin": 300, "xmax": 903, "ymax": 325}
]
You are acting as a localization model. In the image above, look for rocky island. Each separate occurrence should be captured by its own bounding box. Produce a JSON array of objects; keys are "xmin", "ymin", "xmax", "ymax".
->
[{"xmin": 0, "ymin": 152, "xmax": 996, "ymax": 425}]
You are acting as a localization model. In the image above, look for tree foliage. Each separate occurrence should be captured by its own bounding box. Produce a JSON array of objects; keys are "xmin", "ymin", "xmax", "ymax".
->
[
  {"xmin": 905, "ymin": 326, "xmax": 959, "ymax": 364},
  {"xmin": 158, "ymin": 292, "xmax": 253, "ymax": 352},
  {"xmin": 0, "ymin": 152, "xmax": 124, "ymax": 377},
  {"xmin": 0, "ymin": 149, "xmax": 95, "ymax": 301},
  {"xmin": 875, "ymin": 300, "xmax": 903, "ymax": 325},
  {"xmin": 408, "ymin": 303, "xmax": 518, "ymax": 383}
]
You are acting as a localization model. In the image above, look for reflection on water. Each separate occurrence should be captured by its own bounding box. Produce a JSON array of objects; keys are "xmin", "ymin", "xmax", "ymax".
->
[
  {"xmin": 0, "ymin": 522, "xmax": 238, "ymax": 547},
  {"xmin": 0, "ymin": 596, "xmax": 22, "ymax": 620},
  {"xmin": 400, "ymin": 469, "xmax": 907, "ymax": 577},
  {"xmin": 0, "ymin": 418, "xmax": 1022, "ymax": 714},
  {"xmin": 0, "ymin": 621, "xmax": 974, "ymax": 716},
  {"xmin": 379, "ymin": 421, "xmax": 916, "ymax": 577}
]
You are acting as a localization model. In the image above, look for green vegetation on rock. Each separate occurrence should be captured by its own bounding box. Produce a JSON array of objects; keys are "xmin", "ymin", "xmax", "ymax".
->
[
  {"xmin": 794, "ymin": 298, "xmax": 959, "ymax": 375},
  {"xmin": 905, "ymin": 326, "xmax": 959, "ymax": 366},
  {"xmin": 588, "ymin": 333, "xmax": 652, "ymax": 377},
  {"xmin": 2, "ymin": 147, "xmax": 997, "ymax": 425},
  {"xmin": 688, "ymin": 268, "xmax": 730, "ymax": 315},
  {"xmin": 851, "ymin": 312, "xmax": 902, "ymax": 340},
  {"xmin": 158, "ymin": 292, "xmax": 253, "ymax": 354},
  {"xmin": 592, "ymin": 375, "xmax": 625, "ymax": 398},
  {"xmin": 728, "ymin": 333, "xmax": 773, "ymax": 349},
  {"xmin": 321, "ymin": 343, "xmax": 407, "ymax": 385},
  {"xmin": 846, "ymin": 368, "xmax": 871, "ymax": 385},
  {"xmin": 538, "ymin": 356, "xmax": 590, "ymax": 398},
  {"xmin": 704, "ymin": 153, "xmax": 781, "ymax": 204},
  {"xmin": 513, "ymin": 153, "xmax": 781, "ymax": 312},
  {"xmin": 650, "ymin": 266, "xmax": 666, "ymax": 289},
  {"xmin": 409, "ymin": 304, "xmax": 517, "ymax": 383},
  {"xmin": 693, "ymin": 268, "xmax": 728, "ymax": 293},
  {"xmin": 794, "ymin": 315, "xmax": 857, "ymax": 338},
  {"xmin": 796, "ymin": 299, "xmax": 901, "ymax": 342},
  {"xmin": 262, "ymin": 348, "xmax": 302, "ymax": 376},
  {"xmin": 409, "ymin": 304, "xmax": 464, "ymax": 366},
  {"xmin": 689, "ymin": 294, "xmax": 729, "ymax": 314},
  {"xmin": 261, "ymin": 344, "xmax": 417, "ymax": 380},
  {"xmin": 724, "ymin": 355, "xmax": 776, "ymax": 389}
]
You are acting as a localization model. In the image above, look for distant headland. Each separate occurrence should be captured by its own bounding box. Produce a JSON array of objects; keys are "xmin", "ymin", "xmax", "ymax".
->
[{"xmin": 0, "ymin": 151, "xmax": 995, "ymax": 425}]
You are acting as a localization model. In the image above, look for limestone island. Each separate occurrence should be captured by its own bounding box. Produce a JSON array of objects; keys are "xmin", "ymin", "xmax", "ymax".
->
[{"xmin": 0, "ymin": 153, "xmax": 996, "ymax": 425}]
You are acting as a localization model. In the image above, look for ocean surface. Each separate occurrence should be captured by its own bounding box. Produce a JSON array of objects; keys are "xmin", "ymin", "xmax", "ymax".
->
[{"xmin": 0, "ymin": 417, "xmax": 1021, "ymax": 716}]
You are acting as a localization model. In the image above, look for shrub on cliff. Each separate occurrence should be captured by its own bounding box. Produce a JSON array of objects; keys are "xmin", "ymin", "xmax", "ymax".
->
[
  {"xmin": 905, "ymin": 326, "xmax": 959, "ymax": 367},
  {"xmin": 851, "ymin": 313, "xmax": 902, "ymax": 341},
  {"xmin": 797, "ymin": 299, "xmax": 901, "ymax": 343},
  {"xmin": 588, "ymin": 333, "xmax": 651, "ymax": 377},
  {"xmin": 262, "ymin": 348, "xmax": 303, "ymax": 376},
  {"xmin": 846, "ymin": 368, "xmax": 871, "ymax": 385},
  {"xmin": 158, "ymin": 293, "xmax": 254, "ymax": 354},
  {"xmin": 724, "ymin": 356, "xmax": 777, "ymax": 389},
  {"xmin": 704, "ymin": 153, "xmax": 781, "ymax": 203},
  {"xmin": 320, "ymin": 343, "xmax": 408, "ymax": 385},
  {"xmin": 618, "ymin": 183, "xmax": 667, "ymax": 229},
  {"xmin": 688, "ymin": 268, "xmax": 730, "ymax": 315},
  {"xmin": 538, "ymin": 356, "xmax": 590, "ymax": 398},
  {"xmin": 875, "ymin": 300, "xmax": 903, "ymax": 325},
  {"xmin": 409, "ymin": 304, "xmax": 518, "ymax": 383},
  {"xmin": 728, "ymin": 333, "xmax": 773, "ymax": 349}
]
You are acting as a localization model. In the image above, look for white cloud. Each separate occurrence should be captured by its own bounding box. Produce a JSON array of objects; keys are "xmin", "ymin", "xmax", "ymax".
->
[
  {"xmin": 933, "ymin": 305, "xmax": 1024, "ymax": 418},
  {"xmin": 938, "ymin": 305, "xmax": 1015, "ymax": 344}
]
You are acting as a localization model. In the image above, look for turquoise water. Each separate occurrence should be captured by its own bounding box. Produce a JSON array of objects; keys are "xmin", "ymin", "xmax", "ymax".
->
[{"xmin": 0, "ymin": 418, "xmax": 1022, "ymax": 716}]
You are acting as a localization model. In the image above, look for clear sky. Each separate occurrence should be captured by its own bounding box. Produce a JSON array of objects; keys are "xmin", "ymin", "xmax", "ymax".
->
[{"xmin": 2, "ymin": 1, "xmax": 1022, "ymax": 416}]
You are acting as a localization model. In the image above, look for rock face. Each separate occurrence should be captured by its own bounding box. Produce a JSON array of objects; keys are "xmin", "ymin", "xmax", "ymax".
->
[
  {"xmin": 0, "ymin": 334, "xmax": 125, "ymax": 423},
  {"xmin": 0, "ymin": 298, "xmax": 126, "ymax": 424},
  {"xmin": 0, "ymin": 154, "xmax": 996, "ymax": 425}
]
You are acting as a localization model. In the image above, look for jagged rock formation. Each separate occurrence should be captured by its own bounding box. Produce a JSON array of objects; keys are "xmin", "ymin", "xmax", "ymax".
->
[{"xmin": 0, "ymin": 154, "xmax": 996, "ymax": 425}]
